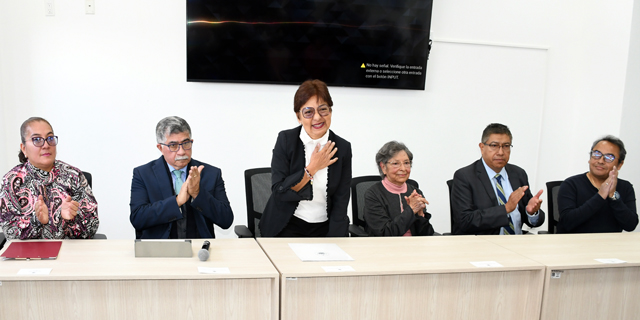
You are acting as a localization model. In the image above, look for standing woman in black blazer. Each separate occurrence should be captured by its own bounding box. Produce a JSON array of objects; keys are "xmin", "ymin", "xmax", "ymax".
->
[{"xmin": 260, "ymin": 80, "xmax": 352, "ymax": 237}]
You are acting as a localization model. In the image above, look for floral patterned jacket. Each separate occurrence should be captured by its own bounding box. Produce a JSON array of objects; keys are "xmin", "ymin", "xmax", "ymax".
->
[{"xmin": 0, "ymin": 160, "xmax": 99, "ymax": 239}]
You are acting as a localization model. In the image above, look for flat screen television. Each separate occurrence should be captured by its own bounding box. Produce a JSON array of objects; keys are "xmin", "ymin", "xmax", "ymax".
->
[{"xmin": 187, "ymin": 0, "xmax": 433, "ymax": 90}]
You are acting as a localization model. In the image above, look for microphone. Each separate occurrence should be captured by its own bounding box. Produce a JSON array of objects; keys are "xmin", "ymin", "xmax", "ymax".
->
[{"xmin": 198, "ymin": 240, "xmax": 211, "ymax": 261}]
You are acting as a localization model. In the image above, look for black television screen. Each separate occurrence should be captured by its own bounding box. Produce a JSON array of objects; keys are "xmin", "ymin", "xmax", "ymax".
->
[{"xmin": 187, "ymin": 0, "xmax": 433, "ymax": 90}]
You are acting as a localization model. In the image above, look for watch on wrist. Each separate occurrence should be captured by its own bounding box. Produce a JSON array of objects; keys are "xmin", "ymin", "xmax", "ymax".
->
[{"xmin": 610, "ymin": 191, "xmax": 620, "ymax": 201}]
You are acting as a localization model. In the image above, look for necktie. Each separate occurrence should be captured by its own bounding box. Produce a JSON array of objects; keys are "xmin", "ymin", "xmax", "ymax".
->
[
  {"xmin": 173, "ymin": 169, "xmax": 187, "ymax": 238},
  {"xmin": 495, "ymin": 173, "xmax": 516, "ymax": 235},
  {"xmin": 173, "ymin": 170, "xmax": 184, "ymax": 194}
]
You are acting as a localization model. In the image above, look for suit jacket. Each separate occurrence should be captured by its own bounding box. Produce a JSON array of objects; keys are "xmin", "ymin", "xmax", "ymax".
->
[
  {"xmin": 451, "ymin": 159, "xmax": 545, "ymax": 235},
  {"xmin": 129, "ymin": 156, "xmax": 234, "ymax": 239},
  {"xmin": 259, "ymin": 126, "xmax": 352, "ymax": 237}
]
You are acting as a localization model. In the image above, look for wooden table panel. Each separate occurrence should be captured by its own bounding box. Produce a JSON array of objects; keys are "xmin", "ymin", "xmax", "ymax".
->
[
  {"xmin": 0, "ymin": 239, "xmax": 278, "ymax": 320},
  {"xmin": 259, "ymin": 236, "xmax": 545, "ymax": 320}
]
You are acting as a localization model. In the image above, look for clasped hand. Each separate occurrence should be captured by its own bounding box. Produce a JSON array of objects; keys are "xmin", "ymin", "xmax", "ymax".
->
[
  {"xmin": 598, "ymin": 166, "xmax": 618, "ymax": 199},
  {"xmin": 176, "ymin": 165, "xmax": 204, "ymax": 206},
  {"xmin": 404, "ymin": 190, "xmax": 429, "ymax": 217}
]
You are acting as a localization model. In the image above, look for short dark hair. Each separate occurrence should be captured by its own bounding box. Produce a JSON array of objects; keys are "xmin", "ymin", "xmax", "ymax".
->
[
  {"xmin": 293, "ymin": 79, "xmax": 333, "ymax": 114},
  {"xmin": 375, "ymin": 141, "xmax": 413, "ymax": 178},
  {"xmin": 19, "ymin": 117, "xmax": 53, "ymax": 164},
  {"xmin": 481, "ymin": 123, "xmax": 512, "ymax": 144},
  {"xmin": 155, "ymin": 116, "xmax": 191, "ymax": 144},
  {"xmin": 591, "ymin": 135, "xmax": 626, "ymax": 162}
]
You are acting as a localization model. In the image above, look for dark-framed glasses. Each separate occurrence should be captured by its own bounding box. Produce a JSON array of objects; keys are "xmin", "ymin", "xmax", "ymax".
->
[
  {"xmin": 300, "ymin": 105, "xmax": 331, "ymax": 119},
  {"xmin": 483, "ymin": 143, "xmax": 512, "ymax": 152},
  {"xmin": 387, "ymin": 160, "xmax": 412, "ymax": 169},
  {"xmin": 161, "ymin": 140, "xmax": 193, "ymax": 152},
  {"xmin": 32, "ymin": 136, "xmax": 58, "ymax": 147},
  {"xmin": 590, "ymin": 150, "xmax": 616, "ymax": 163}
]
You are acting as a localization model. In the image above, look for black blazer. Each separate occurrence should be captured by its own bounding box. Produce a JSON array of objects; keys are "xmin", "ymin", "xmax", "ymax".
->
[
  {"xmin": 451, "ymin": 159, "xmax": 545, "ymax": 235},
  {"xmin": 259, "ymin": 126, "xmax": 352, "ymax": 237},
  {"xmin": 130, "ymin": 156, "xmax": 234, "ymax": 239}
]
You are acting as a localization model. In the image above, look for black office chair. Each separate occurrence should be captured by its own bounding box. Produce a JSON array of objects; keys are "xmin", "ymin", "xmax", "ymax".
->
[
  {"xmin": 82, "ymin": 171, "xmax": 92, "ymax": 190},
  {"xmin": 235, "ymin": 167, "xmax": 271, "ymax": 238},
  {"xmin": 349, "ymin": 175, "xmax": 420, "ymax": 237},
  {"xmin": 0, "ymin": 232, "xmax": 6, "ymax": 250},
  {"xmin": 544, "ymin": 180, "xmax": 564, "ymax": 234},
  {"xmin": 81, "ymin": 171, "xmax": 107, "ymax": 240},
  {"xmin": 444, "ymin": 179, "xmax": 454, "ymax": 235}
]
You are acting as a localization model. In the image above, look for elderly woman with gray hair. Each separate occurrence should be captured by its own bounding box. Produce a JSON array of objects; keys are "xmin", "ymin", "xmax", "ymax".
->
[{"xmin": 363, "ymin": 141, "xmax": 434, "ymax": 236}]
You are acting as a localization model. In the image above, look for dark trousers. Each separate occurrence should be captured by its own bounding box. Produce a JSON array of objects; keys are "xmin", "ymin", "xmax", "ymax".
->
[{"xmin": 277, "ymin": 215, "xmax": 329, "ymax": 237}]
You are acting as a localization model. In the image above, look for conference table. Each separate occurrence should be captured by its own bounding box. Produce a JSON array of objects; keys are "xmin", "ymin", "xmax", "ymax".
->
[
  {"xmin": 0, "ymin": 239, "xmax": 279, "ymax": 320},
  {"xmin": 482, "ymin": 232, "xmax": 640, "ymax": 320},
  {"xmin": 257, "ymin": 236, "xmax": 546, "ymax": 320}
]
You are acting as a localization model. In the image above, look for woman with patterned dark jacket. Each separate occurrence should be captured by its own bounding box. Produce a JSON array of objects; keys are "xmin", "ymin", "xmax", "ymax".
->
[{"xmin": 0, "ymin": 117, "xmax": 99, "ymax": 239}]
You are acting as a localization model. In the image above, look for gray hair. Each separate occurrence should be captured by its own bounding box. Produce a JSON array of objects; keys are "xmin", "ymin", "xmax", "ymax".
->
[
  {"xmin": 481, "ymin": 123, "xmax": 512, "ymax": 144},
  {"xmin": 375, "ymin": 141, "xmax": 413, "ymax": 178},
  {"xmin": 591, "ymin": 135, "xmax": 626, "ymax": 162},
  {"xmin": 155, "ymin": 116, "xmax": 191, "ymax": 144}
]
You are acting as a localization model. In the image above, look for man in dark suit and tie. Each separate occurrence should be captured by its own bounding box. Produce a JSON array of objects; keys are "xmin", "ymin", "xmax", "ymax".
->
[
  {"xmin": 130, "ymin": 116, "xmax": 233, "ymax": 239},
  {"xmin": 451, "ymin": 123, "xmax": 545, "ymax": 235}
]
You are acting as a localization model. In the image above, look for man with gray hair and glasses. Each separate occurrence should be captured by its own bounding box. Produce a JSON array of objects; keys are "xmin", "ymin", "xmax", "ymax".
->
[
  {"xmin": 130, "ymin": 116, "xmax": 233, "ymax": 239},
  {"xmin": 451, "ymin": 123, "xmax": 545, "ymax": 235}
]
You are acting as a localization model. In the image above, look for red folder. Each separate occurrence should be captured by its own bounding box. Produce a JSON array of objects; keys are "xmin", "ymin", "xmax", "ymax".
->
[{"xmin": 1, "ymin": 241, "xmax": 62, "ymax": 259}]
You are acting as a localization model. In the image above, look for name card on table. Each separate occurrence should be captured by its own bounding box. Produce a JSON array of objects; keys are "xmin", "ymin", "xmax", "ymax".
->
[
  {"xmin": 470, "ymin": 261, "xmax": 503, "ymax": 268},
  {"xmin": 17, "ymin": 268, "xmax": 52, "ymax": 275},
  {"xmin": 595, "ymin": 258, "xmax": 626, "ymax": 264}
]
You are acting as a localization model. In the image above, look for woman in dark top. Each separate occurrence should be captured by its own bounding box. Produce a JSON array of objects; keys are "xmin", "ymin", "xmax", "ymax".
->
[
  {"xmin": 259, "ymin": 80, "xmax": 352, "ymax": 237},
  {"xmin": 557, "ymin": 135, "xmax": 638, "ymax": 233},
  {"xmin": 364, "ymin": 141, "xmax": 434, "ymax": 236}
]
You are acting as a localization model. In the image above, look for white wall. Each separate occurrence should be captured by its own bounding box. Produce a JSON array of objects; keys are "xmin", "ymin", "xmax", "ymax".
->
[
  {"xmin": 621, "ymin": 0, "xmax": 640, "ymax": 194},
  {"xmin": 0, "ymin": 0, "xmax": 638, "ymax": 239}
]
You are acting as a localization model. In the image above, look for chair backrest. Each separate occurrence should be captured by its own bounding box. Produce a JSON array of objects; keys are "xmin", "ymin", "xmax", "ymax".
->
[
  {"xmin": 351, "ymin": 176, "xmax": 381, "ymax": 229},
  {"xmin": 82, "ymin": 171, "xmax": 92, "ymax": 188},
  {"xmin": 546, "ymin": 180, "xmax": 563, "ymax": 234},
  {"xmin": 80, "ymin": 171, "xmax": 106, "ymax": 239},
  {"xmin": 446, "ymin": 179, "xmax": 454, "ymax": 233},
  {"xmin": 0, "ymin": 232, "xmax": 6, "ymax": 250},
  {"xmin": 351, "ymin": 175, "xmax": 420, "ymax": 230},
  {"xmin": 244, "ymin": 168, "xmax": 272, "ymax": 237}
]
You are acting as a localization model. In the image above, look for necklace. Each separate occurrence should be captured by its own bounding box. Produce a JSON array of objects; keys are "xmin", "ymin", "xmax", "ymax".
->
[{"xmin": 586, "ymin": 172, "xmax": 601, "ymax": 190}]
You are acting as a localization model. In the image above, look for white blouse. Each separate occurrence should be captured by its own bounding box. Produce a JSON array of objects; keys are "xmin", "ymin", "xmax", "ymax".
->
[{"xmin": 293, "ymin": 128, "xmax": 330, "ymax": 223}]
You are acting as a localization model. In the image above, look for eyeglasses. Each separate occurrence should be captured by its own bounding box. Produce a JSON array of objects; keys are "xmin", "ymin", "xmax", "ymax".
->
[
  {"xmin": 32, "ymin": 136, "xmax": 58, "ymax": 147},
  {"xmin": 483, "ymin": 143, "xmax": 512, "ymax": 152},
  {"xmin": 300, "ymin": 105, "xmax": 331, "ymax": 119},
  {"xmin": 161, "ymin": 140, "xmax": 193, "ymax": 152},
  {"xmin": 387, "ymin": 160, "xmax": 412, "ymax": 169},
  {"xmin": 590, "ymin": 150, "xmax": 616, "ymax": 163}
]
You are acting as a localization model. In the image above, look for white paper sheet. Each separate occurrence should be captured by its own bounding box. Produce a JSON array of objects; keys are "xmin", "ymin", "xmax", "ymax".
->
[
  {"xmin": 17, "ymin": 268, "xmax": 52, "ymax": 275},
  {"xmin": 288, "ymin": 243, "xmax": 354, "ymax": 262}
]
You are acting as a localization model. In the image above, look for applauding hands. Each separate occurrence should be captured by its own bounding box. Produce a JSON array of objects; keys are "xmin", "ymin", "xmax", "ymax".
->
[
  {"xmin": 177, "ymin": 165, "xmax": 205, "ymax": 206},
  {"xmin": 35, "ymin": 194, "xmax": 80, "ymax": 224},
  {"xmin": 598, "ymin": 166, "xmax": 619, "ymax": 199},
  {"xmin": 405, "ymin": 190, "xmax": 429, "ymax": 217}
]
